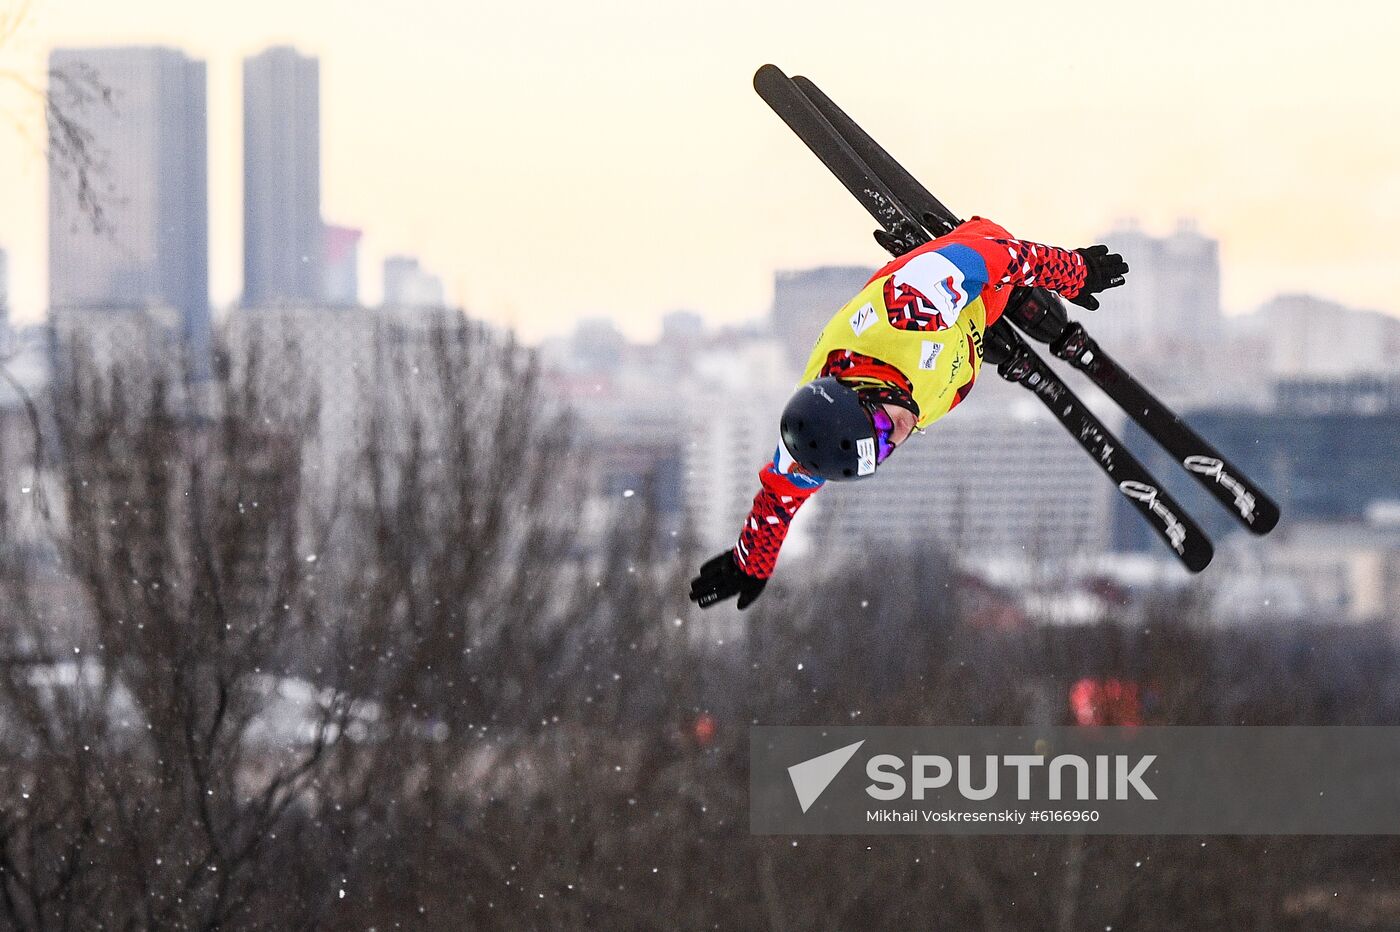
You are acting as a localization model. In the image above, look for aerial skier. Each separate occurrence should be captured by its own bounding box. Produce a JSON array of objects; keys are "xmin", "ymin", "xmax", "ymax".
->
[
  {"xmin": 691, "ymin": 65, "xmax": 1278, "ymax": 606},
  {"xmin": 688, "ymin": 219, "xmax": 1129, "ymax": 610}
]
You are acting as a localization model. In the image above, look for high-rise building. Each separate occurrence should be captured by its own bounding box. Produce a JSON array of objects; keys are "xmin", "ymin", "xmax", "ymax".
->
[
  {"xmin": 243, "ymin": 46, "xmax": 322, "ymax": 306},
  {"xmin": 1156, "ymin": 220, "xmax": 1220, "ymax": 336},
  {"xmin": 770, "ymin": 266, "xmax": 872, "ymax": 372},
  {"xmin": 48, "ymin": 47, "xmax": 209, "ymax": 358},
  {"xmin": 323, "ymin": 224, "xmax": 361, "ymax": 307},
  {"xmin": 1093, "ymin": 220, "xmax": 1220, "ymax": 349},
  {"xmin": 0, "ymin": 245, "xmax": 9, "ymax": 351}
]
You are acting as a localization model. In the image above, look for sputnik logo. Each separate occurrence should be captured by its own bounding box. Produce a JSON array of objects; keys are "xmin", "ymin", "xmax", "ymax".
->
[{"xmin": 787, "ymin": 740, "xmax": 865, "ymax": 813}]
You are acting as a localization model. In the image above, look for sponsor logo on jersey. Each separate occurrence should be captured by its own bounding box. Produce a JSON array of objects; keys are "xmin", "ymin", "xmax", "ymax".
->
[
  {"xmin": 919, "ymin": 340, "xmax": 943, "ymax": 370},
  {"xmin": 849, "ymin": 302, "xmax": 878, "ymax": 337},
  {"xmin": 856, "ymin": 437, "xmax": 877, "ymax": 476}
]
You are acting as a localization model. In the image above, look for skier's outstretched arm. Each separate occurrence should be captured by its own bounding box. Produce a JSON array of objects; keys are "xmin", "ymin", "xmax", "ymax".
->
[
  {"xmin": 884, "ymin": 218, "xmax": 1129, "ymax": 315},
  {"xmin": 689, "ymin": 445, "xmax": 824, "ymax": 610},
  {"xmin": 979, "ymin": 234, "xmax": 1129, "ymax": 311}
]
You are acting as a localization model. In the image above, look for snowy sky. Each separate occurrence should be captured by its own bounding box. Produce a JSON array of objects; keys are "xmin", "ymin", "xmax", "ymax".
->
[{"xmin": 1, "ymin": 0, "xmax": 1398, "ymax": 342}]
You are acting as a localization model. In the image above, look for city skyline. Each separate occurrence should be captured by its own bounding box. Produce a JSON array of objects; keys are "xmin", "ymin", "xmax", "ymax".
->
[{"xmin": 2, "ymin": 0, "xmax": 1399, "ymax": 345}]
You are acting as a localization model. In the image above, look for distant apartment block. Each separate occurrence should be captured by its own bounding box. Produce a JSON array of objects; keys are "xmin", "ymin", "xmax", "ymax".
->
[
  {"xmin": 382, "ymin": 256, "xmax": 445, "ymax": 309},
  {"xmin": 323, "ymin": 224, "xmax": 361, "ymax": 307},
  {"xmin": 1247, "ymin": 294, "xmax": 1400, "ymax": 379}
]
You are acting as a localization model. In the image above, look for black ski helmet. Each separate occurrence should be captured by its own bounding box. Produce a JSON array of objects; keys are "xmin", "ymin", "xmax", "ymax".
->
[{"xmin": 779, "ymin": 377, "xmax": 880, "ymax": 482}]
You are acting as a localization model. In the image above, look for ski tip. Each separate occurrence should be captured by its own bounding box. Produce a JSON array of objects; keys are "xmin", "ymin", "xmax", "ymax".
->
[
  {"xmin": 753, "ymin": 63, "xmax": 786, "ymax": 88},
  {"xmin": 1246, "ymin": 503, "xmax": 1281, "ymax": 536},
  {"xmin": 1186, "ymin": 546, "xmax": 1214, "ymax": 574}
]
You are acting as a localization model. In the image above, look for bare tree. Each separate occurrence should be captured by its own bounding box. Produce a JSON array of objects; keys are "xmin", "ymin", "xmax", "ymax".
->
[
  {"xmin": 0, "ymin": 1, "xmax": 117, "ymax": 234},
  {"xmin": 0, "ymin": 336, "xmax": 351, "ymax": 929}
]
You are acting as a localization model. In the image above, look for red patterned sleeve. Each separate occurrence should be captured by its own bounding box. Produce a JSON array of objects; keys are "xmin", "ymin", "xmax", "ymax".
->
[
  {"xmin": 733, "ymin": 463, "xmax": 821, "ymax": 580},
  {"xmin": 982, "ymin": 236, "xmax": 1090, "ymax": 297}
]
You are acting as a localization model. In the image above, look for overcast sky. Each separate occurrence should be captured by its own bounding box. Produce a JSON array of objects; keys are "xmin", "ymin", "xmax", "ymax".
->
[{"xmin": 2, "ymin": 0, "xmax": 1398, "ymax": 342}]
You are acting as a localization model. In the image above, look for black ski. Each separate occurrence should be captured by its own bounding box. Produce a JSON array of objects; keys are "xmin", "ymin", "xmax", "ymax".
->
[
  {"xmin": 788, "ymin": 70, "xmax": 1280, "ymax": 537},
  {"xmin": 988, "ymin": 334, "xmax": 1212, "ymax": 572},
  {"xmin": 752, "ymin": 65, "xmax": 924, "ymax": 256},
  {"xmin": 790, "ymin": 75, "xmax": 959, "ymax": 238},
  {"xmin": 753, "ymin": 64, "xmax": 1213, "ymax": 572},
  {"xmin": 1049, "ymin": 324, "xmax": 1280, "ymax": 533}
]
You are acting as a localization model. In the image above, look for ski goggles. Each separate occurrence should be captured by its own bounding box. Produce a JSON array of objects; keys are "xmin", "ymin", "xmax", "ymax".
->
[{"xmin": 864, "ymin": 403, "xmax": 898, "ymax": 464}]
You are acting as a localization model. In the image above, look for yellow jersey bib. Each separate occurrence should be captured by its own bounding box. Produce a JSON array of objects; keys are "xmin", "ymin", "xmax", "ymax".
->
[{"xmin": 799, "ymin": 275, "xmax": 987, "ymax": 430}]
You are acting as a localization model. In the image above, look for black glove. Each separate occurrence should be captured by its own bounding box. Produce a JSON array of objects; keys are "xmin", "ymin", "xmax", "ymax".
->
[
  {"xmin": 688, "ymin": 550, "xmax": 767, "ymax": 610},
  {"xmin": 1068, "ymin": 244, "xmax": 1129, "ymax": 311}
]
